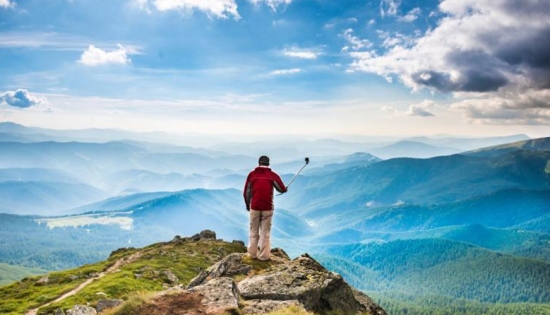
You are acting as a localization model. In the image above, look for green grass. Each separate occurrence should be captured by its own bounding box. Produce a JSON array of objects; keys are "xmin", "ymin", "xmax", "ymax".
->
[
  {"xmin": 0, "ymin": 263, "xmax": 48, "ymax": 287},
  {"xmin": 13, "ymin": 240, "xmax": 247, "ymax": 315}
]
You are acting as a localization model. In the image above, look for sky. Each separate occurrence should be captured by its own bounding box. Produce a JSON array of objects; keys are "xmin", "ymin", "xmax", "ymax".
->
[{"xmin": 0, "ymin": 0, "xmax": 549, "ymax": 139}]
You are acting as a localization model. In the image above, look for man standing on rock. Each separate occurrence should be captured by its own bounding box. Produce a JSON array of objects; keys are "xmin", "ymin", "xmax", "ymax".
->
[{"xmin": 243, "ymin": 155, "xmax": 287, "ymax": 261}]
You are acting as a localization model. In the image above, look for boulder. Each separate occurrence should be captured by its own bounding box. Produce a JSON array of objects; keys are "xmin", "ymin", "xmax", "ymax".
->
[
  {"xmin": 187, "ymin": 253, "xmax": 251, "ymax": 288},
  {"xmin": 66, "ymin": 305, "xmax": 97, "ymax": 315},
  {"xmin": 237, "ymin": 253, "xmax": 386, "ymax": 315},
  {"xmin": 199, "ymin": 230, "xmax": 217, "ymax": 240},
  {"xmin": 36, "ymin": 275, "xmax": 49, "ymax": 285},
  {"xmin": 162, "ymin": 270, "xmax": 179, "ymax": 284},
  {"xmin": 187, "ymin": 277, "xmax": 240, "ymax": 312}
]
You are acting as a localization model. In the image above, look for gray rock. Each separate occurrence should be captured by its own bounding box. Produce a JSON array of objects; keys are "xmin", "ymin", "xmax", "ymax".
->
[
  {"xmin": 237, "ymin": 253, "xmax": 385, "ymax": 315},
  {"xmin": 187, "ymin": 253, "xmax": 251, "ymax": 288},
  {"xmin": 199, "ymin": 230, "xmax": 217, "ymax": 240},
  {"xmin": 162, "ymin": 270, "xmax": 179, "ymax": 284},
  {"xmin": 36, "ymin": 275, "xmax": 49, "ymax": 285},
  {"xmin": 95, "ymin": 299, "xmax": 124, "ymax": 312},
  {"xmin": 188, "ymin": 277, "xmax": 240, "ymax": 311},
  {"xmin": 66, "ymin": 305, "xmax": 97, "ymax": 315}
]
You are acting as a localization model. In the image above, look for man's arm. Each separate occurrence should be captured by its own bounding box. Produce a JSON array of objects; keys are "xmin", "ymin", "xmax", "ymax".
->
[
  {"xmin": 243, "ymin": 174, "xmax": 252, "ymax": 211},
  {"xmin": 272, "ymin": 173, "xmax": 287, "ymax": 194}
]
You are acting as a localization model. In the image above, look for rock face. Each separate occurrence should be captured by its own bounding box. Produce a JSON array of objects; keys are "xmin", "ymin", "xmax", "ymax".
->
[
  {"xmin": 182, "ymin": 249, "xmax": 387, "ymax": 315},
  {"xmin": 54, "ymin": 231, "xmax": 386, "ymax": 315},
  {"xmin": 65, "ymin": 305, "xmax": 97, "ymax": 315}
]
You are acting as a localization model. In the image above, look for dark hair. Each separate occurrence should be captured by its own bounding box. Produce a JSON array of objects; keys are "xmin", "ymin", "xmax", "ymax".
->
[{"xmin": 258, "ymin": 155, "xmax": 270, "ymax": 166}]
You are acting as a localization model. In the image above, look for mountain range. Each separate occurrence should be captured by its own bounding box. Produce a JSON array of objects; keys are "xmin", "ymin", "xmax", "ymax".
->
[{"xmin": 0, "ymin": 122, "xmax": 549, "ymax": 315}]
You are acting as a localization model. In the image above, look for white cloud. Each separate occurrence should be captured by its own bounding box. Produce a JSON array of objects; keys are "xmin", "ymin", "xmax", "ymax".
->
[
  {"xmin": 382, "ymin": 100, "xmax": 436, "ymax": 117},
  {"xmin": 450, "ymin": 89, "xmax": 550, "ymax": 124},
  {"xmin": 139, "ymin": 0, "xmax": 240, "ymax": 19},
  {"xmin": 380, "ymin": 0, "xmax": 400, "ymax": 18},
  {"xmin": 341, "ymin": 29, "xmax": 373, "ymax": 51},
  {"xmin": 0, "ymin": 89, "xmax": 49, "ymax": 109},
  {"xmin": 349, "ymin": 0, "xmax": 550, "ymax": 125},
  {"xmin": 283, "ymin": 48, "xmax": 319, "ymax": 60},
  {"xmin": 398, "ymin": 7, "xmax": 421, "ymax": 22},
  {"xmin": 78, "ymin": 44, "xmax": 132, "ymax": 66},
  {"xmin": 0, "ymin": 0, "xmax": 14, "ymax": 8},
  {"xmin": 249, "ymin": 0, "xmax": 292, "ymax": 12},
  {"xmin": 269, "ymin": 68, "xmax": 302, "ymax": 76}
]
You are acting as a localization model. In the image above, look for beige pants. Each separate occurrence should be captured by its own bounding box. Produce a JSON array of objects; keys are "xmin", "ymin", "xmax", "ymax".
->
[{"xmin": 248, "ymin": 210, "xmax": 274, "ymax": 260}]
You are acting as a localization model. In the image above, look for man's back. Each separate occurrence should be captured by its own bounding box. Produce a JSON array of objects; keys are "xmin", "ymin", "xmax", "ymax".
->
[{"xmin": 243, "ymin": 166, "xmax": 286, "ymax": 211}]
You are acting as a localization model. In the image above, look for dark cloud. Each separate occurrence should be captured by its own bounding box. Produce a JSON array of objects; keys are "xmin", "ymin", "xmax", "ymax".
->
[
  {"xmin": 349, "ymin": 0, "xmax": 550, "ymax": 124},
  {"xmin": 0, "ymin": 89, "xmax": 47, "ymax": 108}
]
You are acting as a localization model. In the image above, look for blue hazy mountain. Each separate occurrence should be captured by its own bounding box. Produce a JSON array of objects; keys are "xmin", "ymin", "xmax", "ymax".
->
[
  {"xmin": 0, "ymin": 188, "xmax": 311, "ymax": 271},
  {"xmin": 0, "ymin": 181, "xmax": 108, "ymax": 215},
  {"xmin": 368, "ymin": 140, "xmax": 461, "ymax": 159},
  {"xmin": 105, "ymin": 169, "xmax": 211, "ymax": 194},
  {"xmin": 280, "ymin": 149, "xmax": 550, "ymax": 219},
  {"xmin": 0, "ymin": 168, "xmax": 79, "ymax": 183},
  {"xmin": 404, "ymin": 134, "xmax": 530, "ymax": 151},
  {"xmin": 308, "ymin": 152, "xmax": 382, "ymax": 174},
  {"xmin": 464, "ymin": 136, "xmax": 550, "ymax": 157}
]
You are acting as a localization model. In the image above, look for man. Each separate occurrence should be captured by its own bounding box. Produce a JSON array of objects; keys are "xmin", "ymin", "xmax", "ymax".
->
[{"xmin": 243, "ymin": 155, "xmax": 287, "ymax": 261}]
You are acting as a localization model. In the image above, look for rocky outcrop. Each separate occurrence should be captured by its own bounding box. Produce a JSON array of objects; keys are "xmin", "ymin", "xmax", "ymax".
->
[
  {"xmin": 65, "ymin": 305, "xmax": 96, "ymax": 315},
  {"xmin": 47, "ymin": 231, "xmax": 386, "ymax": 315},
  {"xmin": 181, "ymin": 249, "xmax": 386, "ymax": 315}
]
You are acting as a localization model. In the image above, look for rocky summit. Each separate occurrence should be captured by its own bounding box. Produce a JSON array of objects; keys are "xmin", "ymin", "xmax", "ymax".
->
[
  {"xmin": 183, "ymin": 250, "xmax": 386, "ymax": 315},
  {"xmin": 2, "ymin": 230, "xmax": 385, "ymax": 315}
]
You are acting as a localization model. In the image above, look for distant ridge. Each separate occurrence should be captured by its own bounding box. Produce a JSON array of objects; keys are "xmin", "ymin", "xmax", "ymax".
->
[
  {"xmin": 464, "ymin": 137, "xmax": 550, "ymax": 157},
  {"xmin": 368, "ymin": 140, "xmax": 460, "ymax": 159}
]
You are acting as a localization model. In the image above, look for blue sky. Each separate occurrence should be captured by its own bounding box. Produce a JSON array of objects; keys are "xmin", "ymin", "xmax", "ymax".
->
[{"xmin": 0, "ymin": 0, "xmax": 549, "ymax": 138}]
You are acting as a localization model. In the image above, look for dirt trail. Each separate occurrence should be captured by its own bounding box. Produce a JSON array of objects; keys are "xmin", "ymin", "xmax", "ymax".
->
[{"xmin": 25, "ymin": 252, "xmax": 141, "ymax": 315}]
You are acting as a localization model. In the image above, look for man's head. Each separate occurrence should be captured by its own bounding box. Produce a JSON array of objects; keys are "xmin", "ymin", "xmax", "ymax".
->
[{"xmin": 258, "ymin": 155, "xmax": 270, "ymax": 166}]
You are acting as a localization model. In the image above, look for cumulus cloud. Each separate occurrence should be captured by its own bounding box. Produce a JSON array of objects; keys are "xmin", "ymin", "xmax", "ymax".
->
[
  {"xmin": 269, "ymin": 68, "xmax": 302, "ymax": 76},
  {"xmin": 249, "ymin": 0, "xmax": 292, "ymax": 11},
  {"xmin": 348, "ymin": 0, "xmax": 550, "ymax": 124},
  {"xmin": 382, "ymin": 100, "xmax": 436, "ymax": 117},
  {"xmin": 380, "ymin": 0, "xmax": 400, "ymax": 18},
  {"xmin": 136, "ymin": 0, "xmax": 239, "ymax": 19},
  {"xmin": 78, "ymin": 44, "xmax": 131, "ymax": 66},
  {"xmin": 283, "ymin": 48, "xmax": 319, "ymax": 60},
  {"xmin": 0, "ymin": 0, "xmax": 14, "ymax": 8},
  {"xmin": 398, "ymin": 7, "xmax": 421, "ymax": 22},
  {"xmin": 341, "ymin": 29, "xmax": 373, "ymax": 52},
  {"xmin": 0, "ymin": 89, "xmax": 49, "ymax": 108}
]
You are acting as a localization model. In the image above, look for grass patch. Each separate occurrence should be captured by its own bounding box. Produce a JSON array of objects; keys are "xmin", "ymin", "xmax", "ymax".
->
[
  {"xmin": 11, "ymin": 239, "xmax": 246, "ymax": 315},
  {"xmin": 266, "ymin": 305, "xmax": 315, "ymax": 315}
]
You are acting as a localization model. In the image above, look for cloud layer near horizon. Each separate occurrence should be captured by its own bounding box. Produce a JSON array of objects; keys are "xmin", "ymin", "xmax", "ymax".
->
[{"xmin": 349, "ymin": 0, "xmax": 550, "ymax": 124}]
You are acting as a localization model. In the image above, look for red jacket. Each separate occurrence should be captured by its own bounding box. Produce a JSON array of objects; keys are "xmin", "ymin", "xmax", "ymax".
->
[{"xmin": 243, "ymin": 166, "xmax": 287, "ymax": 211}]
